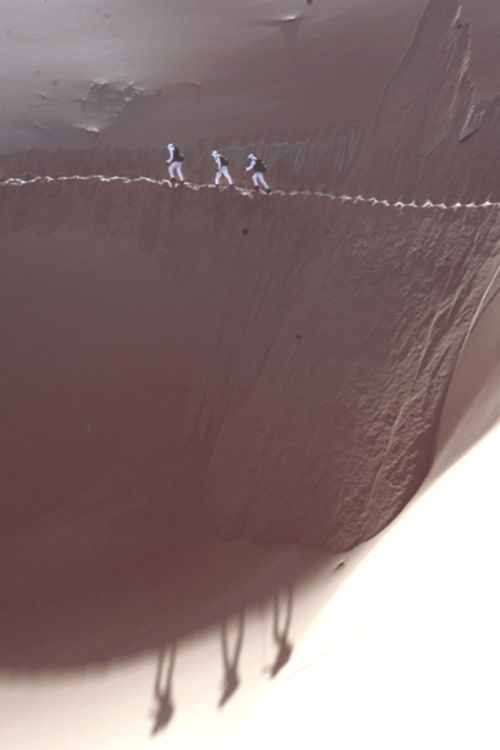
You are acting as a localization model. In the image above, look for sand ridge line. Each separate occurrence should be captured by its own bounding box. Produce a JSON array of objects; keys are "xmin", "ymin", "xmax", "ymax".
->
[{"xmin": 1, "ymin": 174, "xmax": 499, "ymax": 212}]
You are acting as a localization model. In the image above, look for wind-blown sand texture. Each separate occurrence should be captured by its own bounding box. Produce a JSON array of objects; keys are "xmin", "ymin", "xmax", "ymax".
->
[{"xmin": 1, "ymin": 0, "xmax": 499, "ymax": 747}]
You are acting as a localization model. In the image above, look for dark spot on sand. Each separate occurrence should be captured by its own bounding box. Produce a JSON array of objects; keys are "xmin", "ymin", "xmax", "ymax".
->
[
  {"xmin": 51, "ymin": 79, "xmax": 58, "ymax": 86},
  {"xmin": 296, "ymin": 333, "xmax": 302, "ymax": 340},
  {"xmin": 242, "ymin": 227, "xmax": 249, "ymax": 235},
  {"xmin": 104, "ymin": 12, "xmax": 110, "ymax": 19},
  {"xmin": 325, "ymin": 228, "xmax": 330, "ymax": 234}
]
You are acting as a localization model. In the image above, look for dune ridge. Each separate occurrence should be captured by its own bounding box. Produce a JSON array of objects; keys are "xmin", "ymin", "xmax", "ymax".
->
[
  {"xmin": 1, "ymin": 174, "xmax": 499, "ymax": 550},
  {"xmin": 3, "ymin": 173, "xmax": 500, "ymax": 212}
]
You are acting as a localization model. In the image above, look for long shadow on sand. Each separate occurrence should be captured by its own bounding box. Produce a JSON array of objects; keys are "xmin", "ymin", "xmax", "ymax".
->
[
  {"xmin": 269, "ymin": 584, "xmax": 294, "ymax": 678},
  {"xmin": 218, "ymin": 609, "xmax": 245, "ymax": 708},
  {"xmin": 151, "ymin": 641, "xmax": 177, "ymax": 735}
]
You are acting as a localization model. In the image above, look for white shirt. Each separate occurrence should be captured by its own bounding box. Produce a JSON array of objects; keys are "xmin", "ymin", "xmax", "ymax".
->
[
  {"xmin": 166, "ymin": 145, "xmax": 175, "ymax": 164},
  {"xmin": 245, "ymin": 156, "xmax": 257, "ymax": 172}
]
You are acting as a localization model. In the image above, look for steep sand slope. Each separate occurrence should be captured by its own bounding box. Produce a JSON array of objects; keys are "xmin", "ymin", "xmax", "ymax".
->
[
  {"xmin": 430, "ymin": 269, "xmax": 500, "ymax": 474},
  {"xmin": 1, "ymin": 178, "xmax": 499, "ymax": 674},
  {"xmin": 2, "ymin": 335, "xmax": 499, "ymax": 749}
]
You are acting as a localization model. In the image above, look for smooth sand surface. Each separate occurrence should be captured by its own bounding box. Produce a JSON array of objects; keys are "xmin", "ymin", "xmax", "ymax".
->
[
  {"xmin": 1, "ymin": 0, "xmax": 497, "ymax": 153},
  {"xmin": 0, "ymin": 0, "xmax": 428, "ymax": 150}
]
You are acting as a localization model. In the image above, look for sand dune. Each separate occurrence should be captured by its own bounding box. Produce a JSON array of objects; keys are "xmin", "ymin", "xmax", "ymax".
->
[
  {"xmin": 2, "ymin": 281, "xmax": 499, "ymax": 745},
  {"xmin": 1, "ymin": 0, "xmax": 500, "ymax": 747},
  {"xmin": 1, "ymin": 178, "xmax": 497, "ymax": 565}
]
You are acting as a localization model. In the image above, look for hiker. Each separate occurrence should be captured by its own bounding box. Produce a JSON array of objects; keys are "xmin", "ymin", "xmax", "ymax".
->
[
  {"xmin": 212, "ymin": 150, "xmax": 234, "ymax": 187},
  {"xmin": 246, "ymin": 154, "xmax": 270, "ymax": 193},
  {"xmin": 166, "ymin": 143, "xmax": 185, "ymax": 184}
]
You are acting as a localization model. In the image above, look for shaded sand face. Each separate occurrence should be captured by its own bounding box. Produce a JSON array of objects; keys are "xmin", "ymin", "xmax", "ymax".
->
[
  {"xmin": 1, "ymin": 277, "xmax": 499, "ymax": 747},
  {"xmin": 1, "ymin": 0, "xmax": 500, "ymax": 748}
]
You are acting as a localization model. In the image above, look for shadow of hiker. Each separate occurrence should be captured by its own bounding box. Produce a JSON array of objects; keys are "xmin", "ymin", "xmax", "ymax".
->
[
  {"xmin": 151, "ymin": 641, "xmax": 177, "ymax": 735},
  {"xmin": 218, "ymin": 609, "xmax": 245, "ymax": 708},
  {"xmin": 269, "ymin": 583, "xmax": 293, "ymax": 678}
]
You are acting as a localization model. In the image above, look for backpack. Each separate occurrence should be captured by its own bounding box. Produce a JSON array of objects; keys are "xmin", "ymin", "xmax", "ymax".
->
[
  {"xmin": 255, "ymin": 158, "xmax": 267, "ymax": 173},
  {"xmin": 220, "ymin": 155, "xmax": 229, "ymax": 167},
  {"xmin": 173, "ymin": 147, "xmax": 184, "ymax": 162}
]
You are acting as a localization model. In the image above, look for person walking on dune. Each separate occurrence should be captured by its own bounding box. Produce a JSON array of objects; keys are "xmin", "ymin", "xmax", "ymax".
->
[
  {"xmin": 166, "ymin": 143, "xmax": 185, "ymax": 185},
  {"xmin": 212, "ymin": 150, "xmax": 234, "ymax": 187},
  {"xmin": 246, "ymin": 153, "xmax": 270, "ymax": 193}
]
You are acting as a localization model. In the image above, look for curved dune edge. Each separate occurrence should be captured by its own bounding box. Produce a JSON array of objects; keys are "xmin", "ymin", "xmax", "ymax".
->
[
  {"xmin": 430, "ymin": 273, "xmax": 500, "ymax": 476},
  {"xmin": 2, "ymin": 382, "xmax": 498, "ymax": 749},
  {"xmin": 222, "ymin": 420, "xmax": 500, "ymax": 750}
]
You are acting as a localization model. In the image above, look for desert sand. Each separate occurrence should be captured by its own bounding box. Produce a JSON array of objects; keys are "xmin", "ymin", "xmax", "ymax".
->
[{"xmin": 1, "ymin": 0, "xmax": 500, "ymax": 747}]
